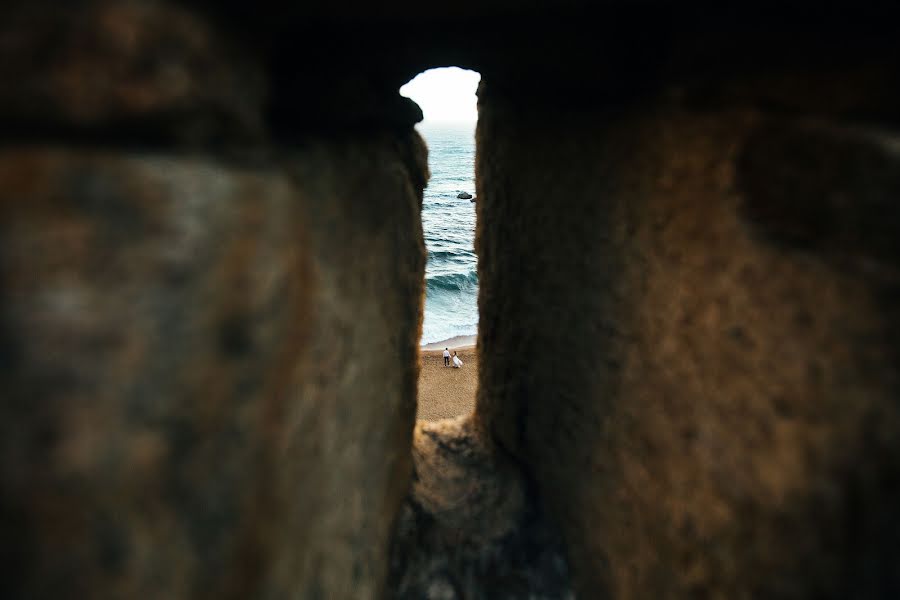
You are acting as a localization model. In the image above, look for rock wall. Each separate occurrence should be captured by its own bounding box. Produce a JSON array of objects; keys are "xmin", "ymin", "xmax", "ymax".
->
[
  {"xmin": 475, "ymin": 27, "xmax": 900, "ymax": 599},
  {"xmin": 388, "ymin": 416, "xmax": 571, "ymax": 599},
  {"xmin": 2, "ymin": 1, "xmax": 899, "ymax": 599},
  {"xmin": 0, "ymin": 2, "xmax": 427, "ymax": 598}
]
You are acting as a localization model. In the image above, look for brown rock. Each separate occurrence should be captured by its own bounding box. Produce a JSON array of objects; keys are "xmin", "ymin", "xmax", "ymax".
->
[
  {"xmin": 0, "ymin": 0, "xmax": 266, "ymax": 144},
  {"xmin": 0, "ymin": 131, "xmax": 427, "ymax": 598},
  {"xmin": 476, "ymin": 76, "xmax": 900, "ymax": 598},
  {"xmin": 388, "ymin": 416, "xmax": 572, "ymax": 600},
  {"xmin": 0, "ymin": 2, "xmax": 899, "ymax": 599}
]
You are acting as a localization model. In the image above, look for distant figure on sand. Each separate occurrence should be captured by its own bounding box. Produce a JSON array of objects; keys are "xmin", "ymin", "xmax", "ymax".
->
[
  {"xmin": 452, "ymin": 351, "xmax": 463, "ymax": 369},
  {"xmin": 443, "ymin": 348, "xmax": 450, "ymax": 367}
]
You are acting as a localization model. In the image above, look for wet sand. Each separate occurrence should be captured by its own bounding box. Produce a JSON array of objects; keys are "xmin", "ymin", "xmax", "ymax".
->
[{"xmin": 421, "ymin": 335, "xmax": 476, "ymax": 351}]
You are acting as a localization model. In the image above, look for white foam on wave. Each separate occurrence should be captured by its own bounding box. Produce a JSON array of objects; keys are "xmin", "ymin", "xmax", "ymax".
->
[{"xmin": 418, "ymin": 122, "xmax": 479, "ymax": 346}]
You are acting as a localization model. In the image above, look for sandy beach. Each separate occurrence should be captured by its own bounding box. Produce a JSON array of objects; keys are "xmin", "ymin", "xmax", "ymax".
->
[{"xmin": 417, "ymin": 342, "xmax": 477, "ymax": 421}]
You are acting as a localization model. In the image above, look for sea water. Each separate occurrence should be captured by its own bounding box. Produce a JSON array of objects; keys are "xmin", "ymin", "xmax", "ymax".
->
[{"xmin": 418, "ymin": 121, "xmax": 478, "ymax": 346}]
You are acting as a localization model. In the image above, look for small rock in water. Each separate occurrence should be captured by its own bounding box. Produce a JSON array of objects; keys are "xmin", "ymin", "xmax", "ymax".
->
[
  {"xmin": 469, "ymin": 196, "xmax": 476, "ymax": 202},
  {"xmin": 457, "ymin": 191, "xmax": 472, "ymax": 199}
]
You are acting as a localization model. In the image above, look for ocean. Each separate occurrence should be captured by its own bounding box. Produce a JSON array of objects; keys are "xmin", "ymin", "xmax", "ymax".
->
[{"xmin": 418, "ymin": 121, "xmax": 478, "ymax": 346}]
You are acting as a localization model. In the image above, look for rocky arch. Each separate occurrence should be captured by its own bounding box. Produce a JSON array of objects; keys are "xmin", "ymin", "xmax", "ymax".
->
[{"xmin": 1, "ymin": 2, "xmax": 899, "ymax": 599}]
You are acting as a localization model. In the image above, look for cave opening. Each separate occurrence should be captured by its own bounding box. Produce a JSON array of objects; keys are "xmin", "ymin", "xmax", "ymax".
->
[
  {"xmin": 389, "ymin": 65, "xmax": 573, "ymax": 600},
  {"xmin": 400, "ymin": 66, "xmax": 481, "ymax": 422}
]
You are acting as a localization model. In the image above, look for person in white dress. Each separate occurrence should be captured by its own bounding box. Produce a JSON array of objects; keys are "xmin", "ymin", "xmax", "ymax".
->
[{"xmin": 452, "ymin": 351, "xmax": 463, "ymax": 368}]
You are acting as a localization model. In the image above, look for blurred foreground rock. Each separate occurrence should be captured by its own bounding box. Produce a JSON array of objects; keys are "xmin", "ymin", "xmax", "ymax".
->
[{"xmin": 1, "ymin": 1, "xmax": 898, "ymax": 599}]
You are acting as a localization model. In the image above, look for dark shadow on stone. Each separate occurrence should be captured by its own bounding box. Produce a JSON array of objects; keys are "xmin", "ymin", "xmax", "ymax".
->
[
  {"xmin": 737, "ymin": 119, "xmax": 900, "ymax": 266},
  {"xmin": 387, "ymin": 415, "xmax": 573, "ymax": 600}
]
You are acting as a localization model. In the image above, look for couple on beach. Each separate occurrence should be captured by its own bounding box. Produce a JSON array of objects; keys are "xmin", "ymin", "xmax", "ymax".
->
[{"xmin": 442, "ymin": 348, "xmax": 463, "ymax": 369}]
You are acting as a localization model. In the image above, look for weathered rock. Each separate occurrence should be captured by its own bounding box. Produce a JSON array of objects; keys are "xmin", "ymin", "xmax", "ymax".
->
[
  {"xmin": 476, "ymin": 66, "xmax": 900, "ymax": 598},
  {"xmin": 0, "ymin": 0, "xmax": 267, "ymax": 146},
  {"xmin": 0, "ymin": 132, "xmax": 427, "ymax": 598},
  {"xmin": 0, "ymin": 2, "xmax": 898, "ymax": 599},
  {"xmin": 388, "ymin": 416, "xmax": 572, "ymax": 600},
  {"xmin": 457, "ymin": 191, "xmax": 472, "ymax": 199}
]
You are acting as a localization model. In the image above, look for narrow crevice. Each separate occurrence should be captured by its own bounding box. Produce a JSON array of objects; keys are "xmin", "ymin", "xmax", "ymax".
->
[{"xmin": 387, "ymin": 415, "xmax": 574, "ymax": 600}]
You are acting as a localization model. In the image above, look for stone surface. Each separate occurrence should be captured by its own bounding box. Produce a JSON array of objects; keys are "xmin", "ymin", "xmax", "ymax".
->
[
  {"xmin": 0, "ymin": 1, "xmax": 899, "ymax": 599},
  {"xmin": 388, "ymin": 416, "xmax": 572, "ymax": 600},
  {"xmin": 0, "ymin": 0, "xmax": 266, "ymax": 146},
  {"xmin": 0, "ymin": 132, "xmax": 427, "ymax": 598},
  {"xmin": 475, "ymin": 71, "xmax": 900, "ymax": 598}
]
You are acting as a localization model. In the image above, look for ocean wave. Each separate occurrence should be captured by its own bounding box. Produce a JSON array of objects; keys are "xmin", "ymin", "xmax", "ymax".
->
[
  {"xmin": 419, "ymin": 124, "xmax": 478, "ymax": 345},
  {"xmin": 425, "ymin": 270, "xmax": 478, "ymax": 292},
  {"xmin": 427, "ymin": 248, "xmax": 475, "ymax": 260},
  {"xmin": 420, "ymin": 324, "xmax": 479, "ymax": 346}
]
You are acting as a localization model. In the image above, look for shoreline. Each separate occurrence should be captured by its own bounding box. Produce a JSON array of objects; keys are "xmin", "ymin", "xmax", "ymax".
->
[{"xmin": 421, "ymin": 334, "xmax": 477, "ymax": 351}]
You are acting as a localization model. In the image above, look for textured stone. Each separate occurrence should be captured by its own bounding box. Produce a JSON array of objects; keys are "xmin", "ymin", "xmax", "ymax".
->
[
  {"xmin": 0, "ymin": 0, "xmax": 265, "ymax": 145},
  {"xmin": 0, "ymin": 1, "xmax": 899, "ymax": 599},
  {"xmin": 0, "ymin": 132, "xmax": 426, "ymax": 598},
  {"xmin": 388, "ymin": 416, "xmax": 572, "ymax": 600},
  {"xmin": 475, "ymin": 79, "xmax": 900, "ymax": 598}
]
